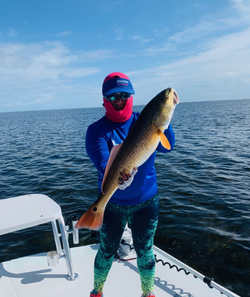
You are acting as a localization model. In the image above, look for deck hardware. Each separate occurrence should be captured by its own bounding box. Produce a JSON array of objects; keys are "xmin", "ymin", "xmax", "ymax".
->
[
  {"xmin": 65, "ymin": 216, "xmax": 79, "ymax": 244},
  {"xmin": 48, "ymin": 215, "xmax": 79, "ymax": 280},
  {"xmin": 47, "ymin": 250, "xmax": 59, "ymax": 266},
  {"xmin": 203, "ymin": 276, "xmax": 214, "ymax": 288}
]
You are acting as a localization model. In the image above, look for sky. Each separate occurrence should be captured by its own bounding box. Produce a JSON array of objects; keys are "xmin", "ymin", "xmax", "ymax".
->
[{"xmin": 0, "ymin": 0, "xmax": 250, "ymax": 112}]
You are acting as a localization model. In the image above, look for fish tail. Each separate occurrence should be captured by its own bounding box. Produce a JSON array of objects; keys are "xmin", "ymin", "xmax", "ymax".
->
[{"xmin": 75, "ymin": 203, "xmax": 105, "ymax": 231}]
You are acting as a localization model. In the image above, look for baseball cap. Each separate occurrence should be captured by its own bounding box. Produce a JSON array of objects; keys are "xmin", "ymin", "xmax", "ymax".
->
[{"xmin": 102, "ymin": 72, "xmax": 135, "ymax": 97}]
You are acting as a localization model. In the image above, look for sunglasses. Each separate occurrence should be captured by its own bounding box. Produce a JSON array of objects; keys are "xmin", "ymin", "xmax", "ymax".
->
[{"xmin": 104, "ymin": 92, "xmax": 131, "ymax": 101}]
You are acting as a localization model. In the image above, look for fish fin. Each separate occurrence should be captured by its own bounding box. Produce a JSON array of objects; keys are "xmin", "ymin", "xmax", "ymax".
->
[
  {"xmin": 158, "ymin": 129, "xmax": 171, "ymax": 150},
  {"xmin": 75, "ymin": 202, "xmax": 105, "ymax": 231},
  {"xmin": 101, "ymin": 143, "xmax": 123, "ymax": 194}
]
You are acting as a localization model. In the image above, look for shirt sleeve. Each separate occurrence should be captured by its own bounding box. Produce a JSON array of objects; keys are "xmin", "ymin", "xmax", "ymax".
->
[
  {"xmin": 156, "ymin": 124, "xmax": 175, "ymax": 153},
  {"xmin": 85, "ymin": 123, "xmax": 109, "ymax": 178}
]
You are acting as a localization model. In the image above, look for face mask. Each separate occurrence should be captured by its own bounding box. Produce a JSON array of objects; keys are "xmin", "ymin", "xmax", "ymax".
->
[{"xmin": 103, "ymin": 96, "xmax": 133, "ymax": 123}]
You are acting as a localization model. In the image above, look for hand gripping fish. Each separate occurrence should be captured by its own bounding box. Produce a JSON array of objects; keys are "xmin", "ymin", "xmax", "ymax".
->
[{"xmin": 76, "ymin": 88, "xmax": 179, "ymax": 230}]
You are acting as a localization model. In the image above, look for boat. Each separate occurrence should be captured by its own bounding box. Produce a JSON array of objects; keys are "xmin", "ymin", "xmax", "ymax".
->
[{"xmin": 0, "ymin": 194, "xmax": 240, "ymax": 297}]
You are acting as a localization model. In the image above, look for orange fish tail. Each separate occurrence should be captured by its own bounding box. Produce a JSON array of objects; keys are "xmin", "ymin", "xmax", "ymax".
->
[{"xmin": 75, "ymin": 204, "xmax": 105, "ymax": 231}]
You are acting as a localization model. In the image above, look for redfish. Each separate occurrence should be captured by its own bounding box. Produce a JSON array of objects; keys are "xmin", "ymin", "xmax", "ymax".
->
[{"xmin": 76, "ymin": 88, "xmax": 179, "ymax": 230}]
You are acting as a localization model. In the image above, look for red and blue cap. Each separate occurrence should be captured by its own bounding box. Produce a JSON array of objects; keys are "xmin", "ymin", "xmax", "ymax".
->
[
  {"xmin": 102, "ymin": 72, "xmax": 135, "ymax": 96},
  {"xmin": 102, "ymin": 72, "xmax": 134, "ymax": 123}
]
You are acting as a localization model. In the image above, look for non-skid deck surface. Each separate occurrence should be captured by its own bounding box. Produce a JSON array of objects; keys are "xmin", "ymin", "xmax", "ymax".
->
[{"xmin": 0, "ymin": 244, "xmax": 238, "ymax": 297}]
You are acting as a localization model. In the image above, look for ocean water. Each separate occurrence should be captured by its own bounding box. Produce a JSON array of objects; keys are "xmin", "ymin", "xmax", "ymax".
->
[{"xmin": 0, "ymin": 99, "xmax": 249, "ymax": 296}]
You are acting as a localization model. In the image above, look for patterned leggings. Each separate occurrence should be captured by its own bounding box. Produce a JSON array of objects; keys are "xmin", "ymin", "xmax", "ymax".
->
[{"xmin": 93, "ymin": 193, "xmax": 159, "ymax": 295}]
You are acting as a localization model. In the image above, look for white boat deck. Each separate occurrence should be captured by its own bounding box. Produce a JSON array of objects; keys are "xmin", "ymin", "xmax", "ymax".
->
[
  {"xmin": 0, "ymin": 194, "xmax": 240, "ymax": 297},
  {"xmin": 0, "ymin": 244, "xmax": 239, "ymax": 297}
]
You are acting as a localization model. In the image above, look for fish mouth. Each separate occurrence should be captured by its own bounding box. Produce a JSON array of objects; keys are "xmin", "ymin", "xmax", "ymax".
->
[{"xmin": 173, "ymin": 89, "xmax": 179, "ymax": 105}]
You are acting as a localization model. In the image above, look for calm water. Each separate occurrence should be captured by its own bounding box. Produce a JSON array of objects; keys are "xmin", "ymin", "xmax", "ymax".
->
[{"xmin": 0, "ymin": 100, "xmax": 249, "ymax": 296}]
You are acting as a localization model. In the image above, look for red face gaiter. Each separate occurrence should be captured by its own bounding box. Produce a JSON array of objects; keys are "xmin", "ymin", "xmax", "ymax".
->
[{"xmin": 103, "ymin": 96, "xmax": 133, "ymax": 123}]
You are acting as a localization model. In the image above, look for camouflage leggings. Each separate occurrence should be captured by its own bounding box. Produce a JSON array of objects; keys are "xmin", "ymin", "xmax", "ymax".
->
[{"xmin": 93, "ymin": 193, "xmax": 159, "ymax": 295}]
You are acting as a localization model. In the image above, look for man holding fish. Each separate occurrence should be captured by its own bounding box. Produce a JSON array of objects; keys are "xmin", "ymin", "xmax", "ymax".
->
[{"xmin": 76, "ymin": 72, "xmax": 179, "ymax": 297}]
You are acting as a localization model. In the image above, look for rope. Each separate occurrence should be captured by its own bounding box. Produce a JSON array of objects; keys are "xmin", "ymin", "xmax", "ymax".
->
[{"xmin": 154, "ymin": 254, "xmax": 194, "ymax": 276}]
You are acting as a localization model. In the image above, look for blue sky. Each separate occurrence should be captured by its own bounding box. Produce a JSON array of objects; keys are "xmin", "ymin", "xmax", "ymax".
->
[{"xmin": 0, "ymin": 0, "xmax": 250, "ymax": 112}]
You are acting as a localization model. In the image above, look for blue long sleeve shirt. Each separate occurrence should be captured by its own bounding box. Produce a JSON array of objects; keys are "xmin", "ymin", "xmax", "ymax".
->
[{"xmin": 85, "ymin": 112, "xmax": 175, "ymax": 205}]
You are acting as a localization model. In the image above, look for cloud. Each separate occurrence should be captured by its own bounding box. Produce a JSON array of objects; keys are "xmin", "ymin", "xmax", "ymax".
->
[
  {"xmin": 129, "ymin": 34, "xmax": 153, "ymax": 44},
  {"xmin": 113, "ymin": 26, "xmax": 123, "ymax": 41},
  {"xmin": 168, "ymin": 21, "xmax": 219, "ymax": 44},
  {"xmin": 168, "ymin": 2, "xmax": 250, "ymax": 46},
  {"xmin": 4, "ymin": 93, "xmax": 53, "ymax": 107},
  {"xmin": 79, "ymin": 49, "xmax": 115, "ymax": 61},
  {"xmin": 0, "ymin": 41, "xmax": 99, "ymax": 81},
  {"xmin": 0, "ymin": 41, "xmax": 103, "ymax": 111},
  {"xmin": 56, "ymin": 31, "xmax": 72, "ymax": 37},
  {"xmin": 1, "ymin": 0, "xmax": 250, "ymax": 111},
  {"xmin": 129, "ymin": 27, "xmax": 250, "ymax": 103},
  {"xmin": 140, "ymin": 0, "xmax": 250, "ymax": 59},
  {"xmin": 153, "ymin": 27, "xmax": 169, "ymax": 38},
  {"xmin": 140, "ymin": 43, "xmax": 175, "ymax": 56},
  {"xmin": 7, "ymin": 28, "xmax": 17, "ymax": 38},
  {"xmin": 157, "ymin": 28, "xmax": 250, "ymax": 79},
  {"xmin": 63, "ymin": 67, "xmax": 99, "ymax": 78},
  {"xmin": 230, "ymin": 0, "xmax": 250, "ymax": 17}
]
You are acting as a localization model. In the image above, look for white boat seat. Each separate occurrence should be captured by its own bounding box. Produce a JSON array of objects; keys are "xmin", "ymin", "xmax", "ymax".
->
[{"xmin": 0, "ymin": 194, "xmax": 77, "ymax": 280}]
